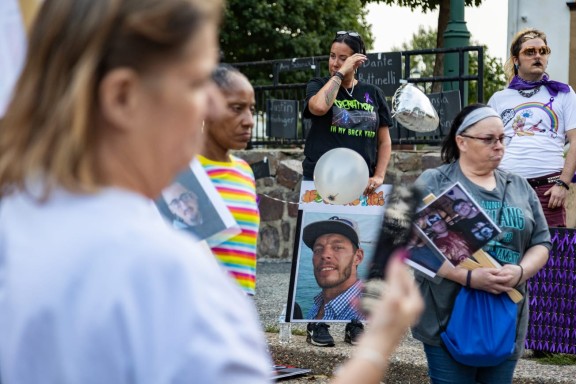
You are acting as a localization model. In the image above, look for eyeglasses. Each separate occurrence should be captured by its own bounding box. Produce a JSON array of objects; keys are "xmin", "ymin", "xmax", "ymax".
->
[
  {"xmin": 460, "ymin": 134, "xmax": 513, "ymax": 146},
  {"xmin": 519, "ymin": 46, "xmax": 551, "ymax": 57},
  {"xmin": 168, "ymin": 191, "xmax": 196, "ymax": 209},
  {"xmin": 336, "ymin": 31, "xmax": 361, "ymax": 39}
]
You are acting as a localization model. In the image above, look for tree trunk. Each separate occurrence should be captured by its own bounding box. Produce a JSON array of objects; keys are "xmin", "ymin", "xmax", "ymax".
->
[{"xmin": 432, "ymin": 0, "xmax": 450, "ymax": 93}]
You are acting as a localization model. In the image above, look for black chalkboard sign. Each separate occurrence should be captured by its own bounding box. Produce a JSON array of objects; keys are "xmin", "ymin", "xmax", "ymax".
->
[
  {"xmin": 266, "ymin": 99, "xmax": 299, "ymax": 139},
  {"xmin": 357, "ymin": 52, "xmax": 402, "ymax": 97},
  {"xmin": 424, "ymin": 90, "xmax": 462, "ymax": 136},
  {"xmin": 249, "ymin": 157, "xmax": 271, "ymax": 180},
  {"xmin": 273, "ymin": 58, "xmax": 321, "ymax": 84},
  {"xmin": 275, "ymin": 58, "xmax": 318, "ymax": 72}
]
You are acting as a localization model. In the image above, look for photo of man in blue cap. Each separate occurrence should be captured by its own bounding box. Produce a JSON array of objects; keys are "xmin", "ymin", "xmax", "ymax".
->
[{"xmin": 301, "ymin": 216, "xmax": 366, "ymax": 347}]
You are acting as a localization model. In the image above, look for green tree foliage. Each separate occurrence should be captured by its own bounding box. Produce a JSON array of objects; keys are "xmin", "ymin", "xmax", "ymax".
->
[
  {"xmin": 360, "ymin": 0, "xmax": 482, "ymax": 12},
  {"xmin": 365, "ymin": 0, "xmax": 484, "ymax": 90},
  {"xmin": 220, "ymin": 0, "xmax": 374, "ymax": 84},
  {"xmin": 392, "ymin": 26, "xmax": 437, "ymax": 78},
  {"xmin": 471, "ymin": 51, "xmax": 506, "ymax": 103},
  {"xmin": 392, "ymin": 26, "xmax": 506, "ymax": 103}
]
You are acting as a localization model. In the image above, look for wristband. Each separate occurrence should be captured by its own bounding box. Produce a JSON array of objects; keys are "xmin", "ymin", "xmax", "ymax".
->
[
  {"xmin": 334, "ymin": 71, "xmax": 345, "ymax": 81},
  {"xmin": 354, "ymin": 348, "xmax": 387, "ymax": 371},
  {"xmin": 465, "ymin": 270, "xmax": 472, "ymax": 289},
  {"xmin": 555, "ymin": 179, "xmax": 570, "ymax": 190},
  {"xmin": 515, "ymin": 264, "xmax": 524, "ymax": 287}
]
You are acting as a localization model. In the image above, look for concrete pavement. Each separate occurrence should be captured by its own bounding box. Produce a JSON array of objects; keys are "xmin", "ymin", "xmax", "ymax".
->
[{"xmin": 254, "ymin": 261, "xmax": 576, "ymax": 383}]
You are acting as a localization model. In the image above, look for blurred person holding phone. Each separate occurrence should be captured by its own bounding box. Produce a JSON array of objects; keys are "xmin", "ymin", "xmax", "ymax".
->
[{"xmin": 0, "ymin": 0, "xmax": 272, "ymax": 382}]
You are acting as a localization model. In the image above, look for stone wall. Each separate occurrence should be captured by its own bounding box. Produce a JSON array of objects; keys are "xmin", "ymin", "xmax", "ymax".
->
[{"xmin": 234, "ymin": 148, "xmax": 443, "ymax": 261}]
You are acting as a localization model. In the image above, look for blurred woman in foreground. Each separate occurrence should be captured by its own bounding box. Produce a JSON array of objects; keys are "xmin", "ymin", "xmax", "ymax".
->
[
  {"xmin": 0, "ymin": 1, "xmax": 273, "ymax": 382},
  {"xmin": 0, "ymin": 1, "xmax": 422, "ymax": 383}
]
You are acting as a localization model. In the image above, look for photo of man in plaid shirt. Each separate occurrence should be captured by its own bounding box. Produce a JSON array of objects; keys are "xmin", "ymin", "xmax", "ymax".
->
[{"xmin": 302, "ymin": 216, "xmax": 366, "ymax": 320}]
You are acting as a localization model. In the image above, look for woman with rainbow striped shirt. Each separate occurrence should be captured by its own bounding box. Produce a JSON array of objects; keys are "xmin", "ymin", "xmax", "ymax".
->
[{"xmin": 198, "ymin": 64, "xmax": 259, "ymax": 295}]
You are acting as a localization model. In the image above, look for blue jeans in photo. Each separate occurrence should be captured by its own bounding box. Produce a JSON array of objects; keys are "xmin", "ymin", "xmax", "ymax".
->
[{"xmin": 423, "ymin": 344, "xmax": 518, "ymax": 384}]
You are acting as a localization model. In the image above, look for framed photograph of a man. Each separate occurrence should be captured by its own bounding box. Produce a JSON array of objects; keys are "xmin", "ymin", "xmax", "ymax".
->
[
  {"xmin": 287, "ymin": 180, "xmax": 388, "ymax": 323},
  {"xmin": 289, "ymin": 211, "xmax": 384, "ymax": 322},
  {"xmin": 155, "ymin": 159, "xmax": 240, "ymax": 244}
]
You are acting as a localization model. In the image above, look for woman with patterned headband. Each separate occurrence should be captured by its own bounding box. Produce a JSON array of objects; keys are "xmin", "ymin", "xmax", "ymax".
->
[
  {"xmin": 488, "ymin": 28, "xmax": 576, "ymax": 227},
  {"xmin": 412, "ymin": 103, "xmax": 550, "ymax": 383}
]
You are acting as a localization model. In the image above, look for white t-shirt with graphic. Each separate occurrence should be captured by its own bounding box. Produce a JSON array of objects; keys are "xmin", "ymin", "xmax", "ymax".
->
[{"xmin": 488, "ymin": 85, "xmax": 576, "ymax": 178}]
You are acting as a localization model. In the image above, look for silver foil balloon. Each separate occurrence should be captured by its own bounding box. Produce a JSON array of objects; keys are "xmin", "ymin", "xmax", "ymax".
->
[{"xmin": 391, "ymin": 83, "xmax": 440, "ymax": 132}]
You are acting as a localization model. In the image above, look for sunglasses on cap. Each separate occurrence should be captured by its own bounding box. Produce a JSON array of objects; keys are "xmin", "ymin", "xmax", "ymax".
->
[
  {"xmin": 328, "ymin": 216, "xmax": 355, "ymax": 228},
  {"xmin": 521, "ymin": 32, "xmax": 544, "ymax": 41},
  {"xmin": 336, "ymin": 31, "xmax": 361, "ymax": 39},
  {"xmin": 519, "ymin": 46, "xmax": 551, "ymax": 57}
]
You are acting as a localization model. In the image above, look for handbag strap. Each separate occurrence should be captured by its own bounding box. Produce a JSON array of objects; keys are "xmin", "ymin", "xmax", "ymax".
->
[{"xmin": 428, "ymin": 280, "xmax": 448, "ymax": 333}]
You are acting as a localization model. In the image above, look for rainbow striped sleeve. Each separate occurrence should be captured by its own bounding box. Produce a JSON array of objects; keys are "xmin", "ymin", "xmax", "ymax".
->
[{"xmin": 197, "ymin": 155, "xmax": 260, "ymax": 295}]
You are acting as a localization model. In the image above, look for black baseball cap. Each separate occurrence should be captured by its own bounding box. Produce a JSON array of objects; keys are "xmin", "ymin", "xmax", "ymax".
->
[
  {"xmin": 426, "ymin": 213, "xmax": 442, "ymax": 227},
  {"xmin": 302, "ymin": 216, "xmax": 360, "ymax": 249}
]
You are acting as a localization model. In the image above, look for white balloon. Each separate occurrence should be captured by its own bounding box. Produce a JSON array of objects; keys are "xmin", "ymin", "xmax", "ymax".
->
[
  {"xmin": 391, "ymin": 83, "xmax": 440, "ymax": 132},
  {"xmin": 314, "ymin": 148, "xmax": 369, "ymax": 205}
]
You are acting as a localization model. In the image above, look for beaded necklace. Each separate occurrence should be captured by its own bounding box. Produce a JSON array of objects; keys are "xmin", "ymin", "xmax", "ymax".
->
[
  {"xmin": 343, "ymin": 80, "xmax": 356, "ymax": 97},
  {"xmin": 518, "ymin": 86, "xmax": 541, "ymax": 98}
]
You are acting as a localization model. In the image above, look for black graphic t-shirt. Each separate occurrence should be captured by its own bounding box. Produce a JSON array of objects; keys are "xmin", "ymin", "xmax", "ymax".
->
[{"xmin": 302, "ymin": 77, "xmax": 392, "ymax": 178}]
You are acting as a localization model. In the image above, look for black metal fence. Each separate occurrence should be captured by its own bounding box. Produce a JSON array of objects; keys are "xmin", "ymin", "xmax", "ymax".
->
[{"xmin": 231, "ymin": 46, "xmax": 484, "ymax": 148}]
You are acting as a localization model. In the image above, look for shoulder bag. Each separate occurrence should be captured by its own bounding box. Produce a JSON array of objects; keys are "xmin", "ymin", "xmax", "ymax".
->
[{"xmin": 440, "ymin": 287, "xmax": 517, "ymax": 366}]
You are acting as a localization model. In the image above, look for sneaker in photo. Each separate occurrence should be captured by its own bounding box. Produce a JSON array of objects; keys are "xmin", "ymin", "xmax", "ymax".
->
[
  {"xmin": 306, "ymin": 322, "xmax": 335, "ymax": 347},
  {"xmin": 344, "ymin": 319, "xmax": 364, "ymax": 345}
]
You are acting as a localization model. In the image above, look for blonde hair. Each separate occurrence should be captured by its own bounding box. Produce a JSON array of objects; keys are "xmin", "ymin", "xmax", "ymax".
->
[
  {"xmin": 504, "ymin": 28, "xmax": 548, "ymax": 83},
  {"xmin": 0, "ymin": 0, "xmax": 222, "ymax": 198}
]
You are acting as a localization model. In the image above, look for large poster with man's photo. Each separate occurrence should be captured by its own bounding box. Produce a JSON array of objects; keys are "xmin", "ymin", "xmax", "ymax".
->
[{"xmin": 286, "ymin": 180, "xmax": 392, "ymax": 322}]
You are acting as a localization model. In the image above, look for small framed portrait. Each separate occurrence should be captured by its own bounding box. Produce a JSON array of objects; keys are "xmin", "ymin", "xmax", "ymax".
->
[
  {"xmin": 155, "ymin": 159, "xmax": 240, "ymax": 244},
  {"xmin": 404, "ymin": 231, "xmax": 447, "ymax": 278},
  {"xmin": 413, "ymin": 182, "xmax": 501, "ymax": 268}
]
